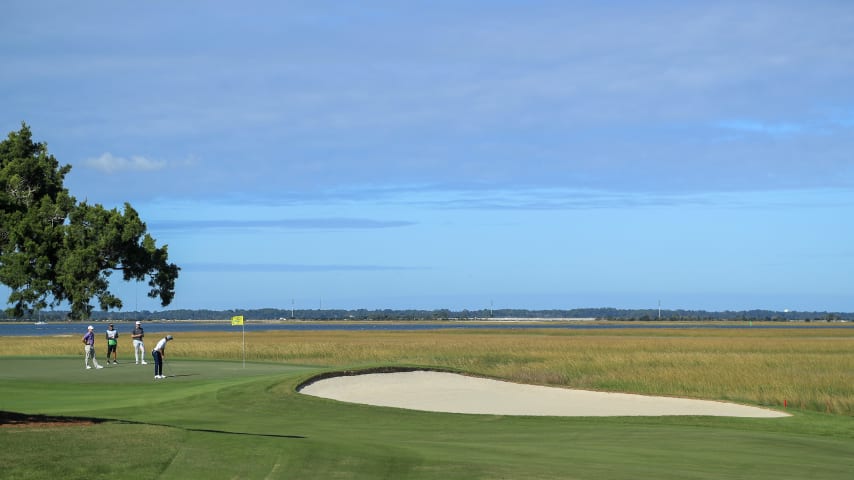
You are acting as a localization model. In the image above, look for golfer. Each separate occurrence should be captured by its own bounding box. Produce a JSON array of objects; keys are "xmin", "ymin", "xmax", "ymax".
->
[
  {"xmin": 132, "ymin": 321, "xmax": 147, "ymax": 365},
  {"xmin": 105, "ymin": 323, "xmax": 119, "ymax": 364},
  {"xmin": 81, "ymin": 325, "xmax": 104, "ymax": 370},
  {"xmin": 151, "ymin": 335, "xmax": 173, "ymax": 379}
]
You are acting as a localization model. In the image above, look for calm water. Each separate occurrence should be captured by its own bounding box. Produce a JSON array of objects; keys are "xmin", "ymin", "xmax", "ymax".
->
[{"xmin": 1, "ymin": 321, "xmax": 850, "ymax": 336}]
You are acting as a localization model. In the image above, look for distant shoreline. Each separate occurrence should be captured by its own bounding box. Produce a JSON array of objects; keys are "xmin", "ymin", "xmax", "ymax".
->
[
  {"xmin": 5, "ymin": 318, "xmax": 852, "ymax": 323},
  {"xmin": 7, "ymin": 306, "xmax": 851, "ymax": 323}
]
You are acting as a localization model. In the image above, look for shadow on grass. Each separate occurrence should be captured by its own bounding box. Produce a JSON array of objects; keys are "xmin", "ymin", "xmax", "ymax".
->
[
  {"xmin": 0, "ymin": 410, "xmax": 104, "ymax": 427},
  {"xmin": 0, "ymin": 410, "xmax": 305, "ymax": 439}
]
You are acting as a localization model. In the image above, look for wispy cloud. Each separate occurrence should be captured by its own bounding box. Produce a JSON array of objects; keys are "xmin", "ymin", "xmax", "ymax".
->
[
  {"xmin": 373, "ymin": 186, "xmax": 854, "ymax": 211},
  {"xmin": 84, "ymin": 153, "xmax": 167, "ymax": 173},
  {"xmin": 150, "ymin": 218, "xmax": 415, "ymax": 232},
  {"xmin": 420, "ymin": 190, "xmax": 714, "ymax": 211},
  {"xmin": 183, "ymin": 262, "xmax": 423, "ymax": 273},
  {"xmin": 716, "ymin": 120, "xmax": 806, "ymax": 136}
]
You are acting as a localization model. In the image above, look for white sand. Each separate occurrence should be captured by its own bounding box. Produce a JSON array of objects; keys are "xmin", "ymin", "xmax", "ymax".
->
[{"xmin": 300, "ymin": 371, "xmax": 789, "ymax": 418}]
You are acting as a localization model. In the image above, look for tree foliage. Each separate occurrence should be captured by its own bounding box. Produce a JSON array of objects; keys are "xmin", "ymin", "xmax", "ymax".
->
[{"xmin": 0, "ymin": 123, "xmax": 179, "ymax": 319}]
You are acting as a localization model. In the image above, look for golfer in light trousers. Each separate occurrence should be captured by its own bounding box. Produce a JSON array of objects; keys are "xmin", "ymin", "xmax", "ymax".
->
[
  {"xmin": 82, "ymin": 325, "xmax": 103, "ymax": 370},
  {"xmin": 132, "ymin": 321, "xmax": 147, "ymax": 365}
]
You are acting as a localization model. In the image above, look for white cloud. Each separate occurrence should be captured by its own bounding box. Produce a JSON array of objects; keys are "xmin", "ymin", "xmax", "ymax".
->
[{"xmin": 84, "ymin": 153, "xmax": 167, "ymax": 173}]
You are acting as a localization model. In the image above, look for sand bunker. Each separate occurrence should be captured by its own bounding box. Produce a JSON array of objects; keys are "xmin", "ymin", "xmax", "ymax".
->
[{"xmin": 300, "ymin": 371, "xmax": 789, "ymax": 418}]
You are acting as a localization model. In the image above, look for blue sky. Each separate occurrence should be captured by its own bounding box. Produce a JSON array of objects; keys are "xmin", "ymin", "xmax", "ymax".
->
[{"xmin": 2, "ymin": 1, "xmax": 854, "ymax": 312}]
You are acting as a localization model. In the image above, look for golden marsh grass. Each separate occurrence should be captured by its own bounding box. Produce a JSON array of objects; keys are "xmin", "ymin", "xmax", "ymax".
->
[{"xmin": 4, "ymin": 325, "xmax": 853, "ymax": 414}]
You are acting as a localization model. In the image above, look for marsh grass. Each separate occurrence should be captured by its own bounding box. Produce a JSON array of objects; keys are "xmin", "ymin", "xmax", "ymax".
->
[{"xmin": 5, "ymin": 326, "xmax": 853, "ymax": 414}]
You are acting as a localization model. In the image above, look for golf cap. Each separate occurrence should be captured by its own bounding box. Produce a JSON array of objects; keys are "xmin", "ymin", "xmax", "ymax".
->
[
  {"xmin": 135, "ymin": 321, "xmax": 141, "ymax": 325},
  {"xmin": 87, "ymin": 325, "xmax": 94, "ymax": 330},
  {"xmin": 166, "ymin": 335, "xmax": 173, "ymax": 340},
  {"xmin": 109, "ymin": 323, "xmax": 114, "ymax": 327}
]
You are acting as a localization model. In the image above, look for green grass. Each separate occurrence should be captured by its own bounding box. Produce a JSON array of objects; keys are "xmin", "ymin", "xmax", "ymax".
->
[{"xmin": 2, "ymin": 356, "xmax": 853, "ymax": 479}]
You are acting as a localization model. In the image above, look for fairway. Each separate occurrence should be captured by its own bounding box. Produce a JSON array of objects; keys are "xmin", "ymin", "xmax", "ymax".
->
[{"xmin": 2, "ymin": 354, "xmax": 853, "ymax": 479}]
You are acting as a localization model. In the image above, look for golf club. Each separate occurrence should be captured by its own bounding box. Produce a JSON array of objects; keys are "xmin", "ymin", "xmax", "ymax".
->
[{"xmin": 164, "ymin": 358, "xmax": 175, "ymax": 378}]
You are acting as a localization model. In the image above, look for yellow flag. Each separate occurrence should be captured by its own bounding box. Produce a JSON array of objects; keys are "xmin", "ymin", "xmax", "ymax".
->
[{"xmin": 231, "ymin": 315, "xmax": 244, "ymax": 326}]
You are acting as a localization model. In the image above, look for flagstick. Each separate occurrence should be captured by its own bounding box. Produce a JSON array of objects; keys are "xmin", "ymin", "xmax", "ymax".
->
[{"xmin": 232, "ymin": 315, "xmax": 246, "ymax": 369}]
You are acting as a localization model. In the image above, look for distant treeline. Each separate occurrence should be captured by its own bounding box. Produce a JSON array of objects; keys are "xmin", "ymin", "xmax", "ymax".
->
[{"xmin": 6, "ymin": 307, "xmax": 852, "ymax": 322}]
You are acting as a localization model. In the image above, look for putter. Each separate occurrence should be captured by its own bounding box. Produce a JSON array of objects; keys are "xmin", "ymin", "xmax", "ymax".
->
[{"xmin": 164, "ymin": 358, "xmax": 175, "ymax": 377}]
